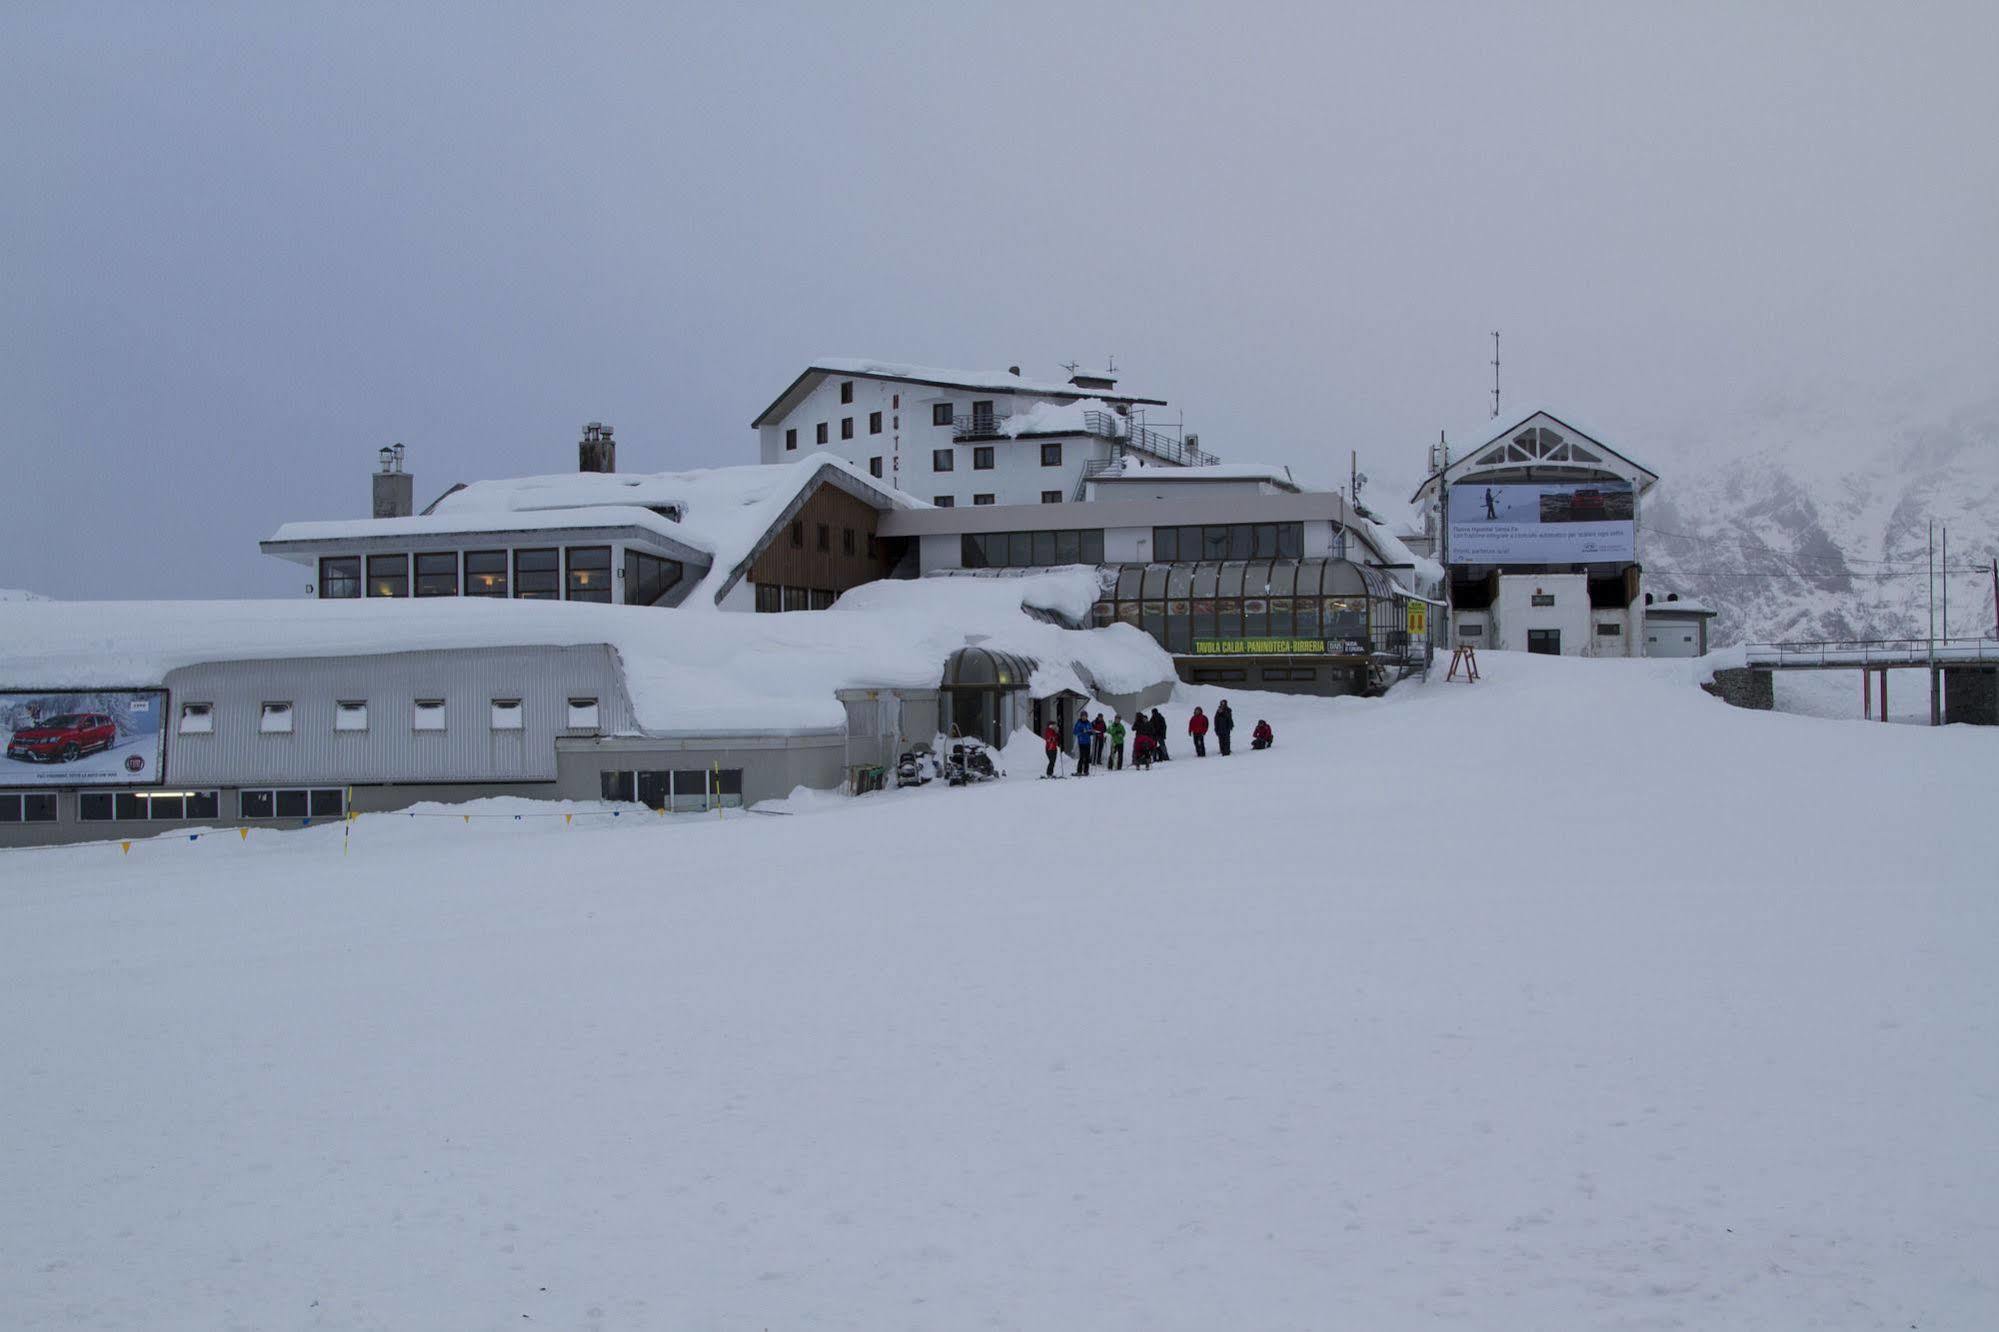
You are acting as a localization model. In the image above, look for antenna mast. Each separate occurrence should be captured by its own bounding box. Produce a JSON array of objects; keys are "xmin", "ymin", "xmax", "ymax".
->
[{"xmin": 1491, "ymin": 330, "xmax": 1501, "ymax": 419}]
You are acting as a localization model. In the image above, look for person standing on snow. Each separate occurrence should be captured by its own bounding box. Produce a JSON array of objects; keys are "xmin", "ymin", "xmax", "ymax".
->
[
  {"xmin": 1043, "ymin": 722, "xmax": 1060, "ymax": 778},
  {"xmin": 1133, "ymin": 726, "xmax": 1154, "ymax": 770},
  {"xmin": 1107, "ymin": 715, "xmax": 1126, "ymax": 770},
  {"xmin": 1090, "ymin": 712, "xmax": 1107, "ymax": 767},
  {"xmin": 1150, "ymin": 708, "xmax": 1170, "ymax": 762},
  {"xmin": 1188, "ymin": 705, "xmax": 1210, "ymax": 757},
  {"xmin": 1072, "ymin": 711, "xmax": 1094, "ymax": 776},
  {"xmin": 1213, "ymin": 700, "xmax": 1234, "ymax": 756},
  {"xmin": 1484, "ymin": 486, "xmax": 1497, "ymax": 520}
]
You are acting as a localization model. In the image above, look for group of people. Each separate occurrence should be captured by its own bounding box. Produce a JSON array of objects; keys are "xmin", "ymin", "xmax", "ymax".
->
[{"xmin": 1044, "ymin": 700, "xmax": 1275, "ymax": 777}]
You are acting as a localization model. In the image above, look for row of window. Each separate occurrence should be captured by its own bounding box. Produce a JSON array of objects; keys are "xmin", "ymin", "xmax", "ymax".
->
[
  {"xmin": 787, "ymin": 521, "xmax": 876, "ymax": 558},
  {"xmin": 1152, "ymin": 523, "xmax": 1304, "ymax": 563},
  {"xmin": 600, "ymin": 768, "xmax": 745, "ymax": 812},
  {"xmin": 181, "ymin": 698, "xmax": 600, "ymax": 736},
  {"xmin": 960, "ymin": 529, "xmax": 1108, "ymax": 569},
  {"xmin": 78, "ymin": 790, "xmax": 225, "ymax": 822},
  {"xmin": 787, "ymin": 412, "xmax": 887, "ymax": 450},
  {"xmin": 932, "ymin": 442, "xmax": 1064, "ymax": 472},
  {"xmin": 0, "ymin": 792, "xmax": 58, "ymax": 823},
  {"xmin": 1097, "ymin": 596, "xmax": 1388, "ymax": 656},
  {"xmin": 1188, "ymin": 666, "xmax": 1324, "ymax": 684},
  {"xmin": 753, "ymin": 585, "xmax": 839, "ymax": 613},
  {"xmin": 318, "ymin": 548, "xmax": 681, "ymax": 605},
  {"xmin": 931, "ymin": 492, "xmax": 1064, "ymax": 508}
]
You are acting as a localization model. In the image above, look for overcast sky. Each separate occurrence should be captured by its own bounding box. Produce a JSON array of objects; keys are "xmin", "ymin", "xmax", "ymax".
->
[{"xmin": 6, "ymin": 2, "xmax": 1995, "ymax": 598}]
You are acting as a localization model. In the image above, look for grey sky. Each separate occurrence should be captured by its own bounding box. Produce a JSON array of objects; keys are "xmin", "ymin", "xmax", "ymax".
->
[{"xmin": 6, "ymin": 2, "xmax": 1995, "ymax": 599}]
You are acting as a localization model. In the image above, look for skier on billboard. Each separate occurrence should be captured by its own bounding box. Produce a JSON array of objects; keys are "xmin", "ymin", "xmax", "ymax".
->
[{"xmin": 1484, "ymin": 487, "xmax": 1497, "ymax": 520}]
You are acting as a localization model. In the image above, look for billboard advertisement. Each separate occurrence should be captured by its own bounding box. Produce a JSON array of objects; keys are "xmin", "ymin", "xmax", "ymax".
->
[
  {"xmin": 2, "ymin": 689, "xmax": 167, "ymax": 786},
  {"xmin": 1447, "ymin": 481, "xmax": 1635, "ymax": 563}
]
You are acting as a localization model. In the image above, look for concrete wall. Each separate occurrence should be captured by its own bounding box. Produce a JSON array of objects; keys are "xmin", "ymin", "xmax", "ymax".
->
[
  {"xmin": 1491, "ymin": 574, "xmax": 1592, "ymax": 654},
  {"xmin": 1705, "ymin": 667, "xmax": 1774, "ymax": 711}
]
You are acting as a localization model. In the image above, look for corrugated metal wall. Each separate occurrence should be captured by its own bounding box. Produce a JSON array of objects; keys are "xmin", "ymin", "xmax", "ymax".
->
[{"xmin": 163, "ymin": 645, "xmax": 635, "ymax": 786}]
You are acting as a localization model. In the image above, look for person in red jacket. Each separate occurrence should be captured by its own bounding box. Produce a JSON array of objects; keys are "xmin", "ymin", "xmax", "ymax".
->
[
  {"xmin": 1043, "ymin": 723, "xmax": 1060, "ymax": 777},
  {"xmin": 1251, "ymin": 718, "xmax": 1274, "ymax": 750},
  {"xmin": 1187, "ymin": 705, "xmax": 1210, "ymax": 757}
]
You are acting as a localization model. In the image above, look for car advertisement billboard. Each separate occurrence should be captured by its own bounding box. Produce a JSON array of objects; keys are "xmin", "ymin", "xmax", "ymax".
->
[
  {"xmin": 2, "ymin": 689, "xmax": 167, "ymax": 786},
  {"xmin": 1447, "ymin": 481, "xmax": 1635, "ymax": 563}
]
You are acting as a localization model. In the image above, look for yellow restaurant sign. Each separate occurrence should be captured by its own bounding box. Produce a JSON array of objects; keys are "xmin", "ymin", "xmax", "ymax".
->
[
  {"xmin": 1406, "ymin": 601, "xmax": 1428, "ymax": 635},
  {"xmin": 1192, "ymin": 639, "xmax": 1331, "ymax": 656}
]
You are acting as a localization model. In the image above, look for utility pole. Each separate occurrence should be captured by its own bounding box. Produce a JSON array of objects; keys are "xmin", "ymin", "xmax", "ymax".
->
[
  {"xmin": 1487, "ymin": 330, "xmax": 1503, "ymax": 418},
  {"xmin": 1991, "ymin": 557, "xmax": 1997, "ymax": 640},
  {"xmin": 1941, "ymin": 525, "xmax": 1948, "ymax": 642},
  {"xmin": 1928, "ymin": 520, "xmax": 1940, "ymax": 726}
]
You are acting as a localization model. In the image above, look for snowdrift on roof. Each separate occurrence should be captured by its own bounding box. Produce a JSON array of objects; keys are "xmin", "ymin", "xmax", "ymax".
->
[{"xmin": 0, "ymin": 572, "xmax": 1172, "ymax": 734}]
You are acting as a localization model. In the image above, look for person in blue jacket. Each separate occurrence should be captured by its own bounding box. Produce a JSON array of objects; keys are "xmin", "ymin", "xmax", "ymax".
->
[{"xmin": 1072, "ymin": 711, "xmax": 1095, "ymax": 775}]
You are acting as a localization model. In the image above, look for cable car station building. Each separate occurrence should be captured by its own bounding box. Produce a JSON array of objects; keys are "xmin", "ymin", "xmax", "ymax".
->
[{"xmin": 1412, "ymin": 411, "xmax": 1658, "ymax": 657}]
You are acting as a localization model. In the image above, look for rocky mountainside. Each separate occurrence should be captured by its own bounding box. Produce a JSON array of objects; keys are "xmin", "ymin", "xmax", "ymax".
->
[{"xmin": 1640, "ymin": 395, "xmax": 1999, "ymax": 646}]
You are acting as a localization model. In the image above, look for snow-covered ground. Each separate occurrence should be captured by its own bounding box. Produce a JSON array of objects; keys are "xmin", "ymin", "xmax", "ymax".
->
[{"xmin": 3, "ymin": 655, "xmax": 1995, "ymax": 1328}]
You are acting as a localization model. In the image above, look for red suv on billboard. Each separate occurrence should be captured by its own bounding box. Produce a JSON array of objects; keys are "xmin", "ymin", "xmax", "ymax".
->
[{"xmin": 7, "ymin": 712, "xmax": 118, "ymax": 763}]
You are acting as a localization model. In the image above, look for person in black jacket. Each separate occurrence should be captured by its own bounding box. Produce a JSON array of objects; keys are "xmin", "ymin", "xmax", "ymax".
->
[
  {"xmin": 1213, "ymin": 699, "xmax": 1234, "ymax": 756},
  {"xmin": 1149, "ymin": 707, "xmax": 1170, "ymax": 761}
]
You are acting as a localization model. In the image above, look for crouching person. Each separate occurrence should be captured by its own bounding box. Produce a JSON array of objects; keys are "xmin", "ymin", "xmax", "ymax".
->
[{"xmin": 1251, "ymin": 719, "xmax": 1274, "ymax": 750}]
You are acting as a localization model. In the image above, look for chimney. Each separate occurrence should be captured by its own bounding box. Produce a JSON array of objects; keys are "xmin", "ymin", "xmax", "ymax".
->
[
  {"xmin": 579, "ymin": 421, "xmax": 615, "ymax": 474},
  {"xmin": 1008, "ymin": 365, "xmax": 1021, "ymax": 377},
  {"xmin": 372, "ymin": 442, "xmax": 413, "ymax": 518}
]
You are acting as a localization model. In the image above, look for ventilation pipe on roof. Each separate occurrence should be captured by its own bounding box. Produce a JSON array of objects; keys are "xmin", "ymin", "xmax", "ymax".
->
[
  {"xmin": 1008, "ymin": 365, "xmax": 1020, "ymax": 376},
  {"xmin": 372, "ymin": 442, "xmax": 413, "ymax": 518},
  {"xmin": 579, "ymin": 421, "xmax": 616, "ymax": 474}
]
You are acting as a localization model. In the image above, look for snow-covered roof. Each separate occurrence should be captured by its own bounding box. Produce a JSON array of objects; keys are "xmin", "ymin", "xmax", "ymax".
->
[
  {"xmin": 264, "ymin": 456, "xmax": 926, "ymax": 608},
  {"xmin": 752, "ymin": 360, "xmax": 1166, "ymax": 425},
  {"xmin": 1645, "ymin": 597, "xmax": 1718, "ymax": 617},
  {"xmin": 0, "ymin": 572, "xmax": 1175, "ymax": 734},
  {"xmin": 1093, "ymin": 461, "xmax": 1304, "ymax": 490},
  {"xmin": 1351, "ymin": 516, "xmax": 1446, "ymax": 596}
]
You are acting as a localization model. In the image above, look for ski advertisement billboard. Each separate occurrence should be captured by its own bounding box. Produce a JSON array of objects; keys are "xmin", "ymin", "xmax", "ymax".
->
[
  {"xmin": 2, "ymin": 689, "xmax": 167, "ymax": 786},
  {"xmin": 1447, "ymin": 481, "xmax": 1635, "ymax": 563}
]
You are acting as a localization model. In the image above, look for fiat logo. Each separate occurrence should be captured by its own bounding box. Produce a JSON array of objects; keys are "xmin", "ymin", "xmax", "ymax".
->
[{"xmin": 125, "ymin": 755, "xmax": 145, "ymax": 772}]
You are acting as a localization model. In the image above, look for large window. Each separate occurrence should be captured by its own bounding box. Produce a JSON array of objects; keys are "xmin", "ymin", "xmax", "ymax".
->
[
  {"xmin": 0, "ymin": 792, "xmax": 58, "ymax": 823},
  {"xmin": 932, "ymin": 402, "xmax": 954, "ymax": 426},
  {"xmin": 77, "ymin": 791, "xmax": 216, "ymax": 822},
  {"xmin": 933, "ymin": 449, "xmax": 954, "ymax": 472},
  {"xmin": 973, "ymin": 446, "xmax": 994, "ymax": 470},
  {"xmin": 1040, "ymin": 442, "xmax": 1063, "ymax": 467},
  {"xmin": 624, "ymin": 550, "xmax": 683, "ymax": 606},
  {"xmin": 565, "ymin": 546, "xmax": 613, "ymax": 602},
  {"xmin": 960, "ymin": 529, "xmax": 1105, "ymax": 569},
  {"xmin": 514, "ymin": 548, "xmax": 559, "ymax": 600},
  {"xmin": 1103, "ymin": 560, "xmax": 1394, "ymax": 658},
  {"xmin": 600, "ymin": 768, "xmax": 744, "ymax": 812},
  {"xmin": 465, "ymin": 550, "xmax": 508, "ymax": 597},
  {"xmin": 366, "ymin": 554, "xmax": 408, "ymax": 597},
  {"xmin": 1153, "ymin": 523, "xmax": 1303, "ymax": 562},
  {"xmin": 839, "ymin": 380, "xmax": 854, "ymax": 404},
  {"xmin": 415, "ymin": 552, "xmax": 458, "ymax": 597},
  {"xmin": 319, "ymin": 556, "xmax": 361, "ymax": 599},
  {"xmin": 239, "ymin": 788, "xmax": 344, "ymax": 820}
]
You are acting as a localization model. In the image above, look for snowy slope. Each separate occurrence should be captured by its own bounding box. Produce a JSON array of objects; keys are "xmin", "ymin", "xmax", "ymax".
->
[
  {"xmin": 1642, "ymin": 394, "xmax": 1999, "ymax": 644},
  {"xmin": 3, "ymin": 656, "xmax": 1995, "ymax": 1328}
]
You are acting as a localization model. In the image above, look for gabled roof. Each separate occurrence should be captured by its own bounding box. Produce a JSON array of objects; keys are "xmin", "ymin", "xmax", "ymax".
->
[
  {"xmin": 752, "ymin": 359, "xmax": 1167, "ymax": 427},
  {"xmin": 263, "ymin": 456, "xmax": 925, "ymax": 608},
  {"xmin": 1410, "ymin": 409, "xmax": 1659, "ymax": 502}
]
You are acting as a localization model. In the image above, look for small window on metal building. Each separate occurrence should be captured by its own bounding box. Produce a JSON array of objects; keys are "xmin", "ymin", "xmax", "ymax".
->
[
  {"xmin": 567, "ymin": 698, "xmax": 600, "ymax": 731},
  {"xmin": 259, "ymin": 702, "xmax": 293, "ymax": 734}
]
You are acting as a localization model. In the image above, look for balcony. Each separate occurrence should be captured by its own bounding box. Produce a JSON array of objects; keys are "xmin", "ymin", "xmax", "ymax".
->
[{"xmin": 952, "ymin": 407, "xmax": 1219, "ymax": 467}]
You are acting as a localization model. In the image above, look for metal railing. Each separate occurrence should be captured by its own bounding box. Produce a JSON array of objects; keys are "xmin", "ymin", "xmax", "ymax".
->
[
  {"xmin": 1743, "ymin": 637, "xmax": 1999, "ymax": 668},
  {"xmin": 950, "ymin": 413, "xmax": 1002, "ymax": 440},
  {"xmin": 1083, "ymin": 410, "xmax": 1220, "ymax": 466}
]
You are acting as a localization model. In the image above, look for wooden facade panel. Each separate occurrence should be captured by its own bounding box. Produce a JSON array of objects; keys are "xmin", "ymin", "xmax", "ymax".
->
[{"xmin": 749, "ymin": 485, "xmax": 900, "ymax": 594}]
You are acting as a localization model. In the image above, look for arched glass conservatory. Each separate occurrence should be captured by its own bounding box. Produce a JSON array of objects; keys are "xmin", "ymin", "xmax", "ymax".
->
[
  {"xmin": 939, "ymin": 645, "xmax": 1037, "ymax": 745},
  {"xmin": 1094, "ymin": 558, "xmax": 1410, "ymax": 659}
]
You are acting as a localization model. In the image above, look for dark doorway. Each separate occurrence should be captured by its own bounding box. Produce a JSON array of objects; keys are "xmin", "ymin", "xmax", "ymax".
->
[{"xmin": 1527, "ymin": 629, "xmax": 1562, "ymax": 655}]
